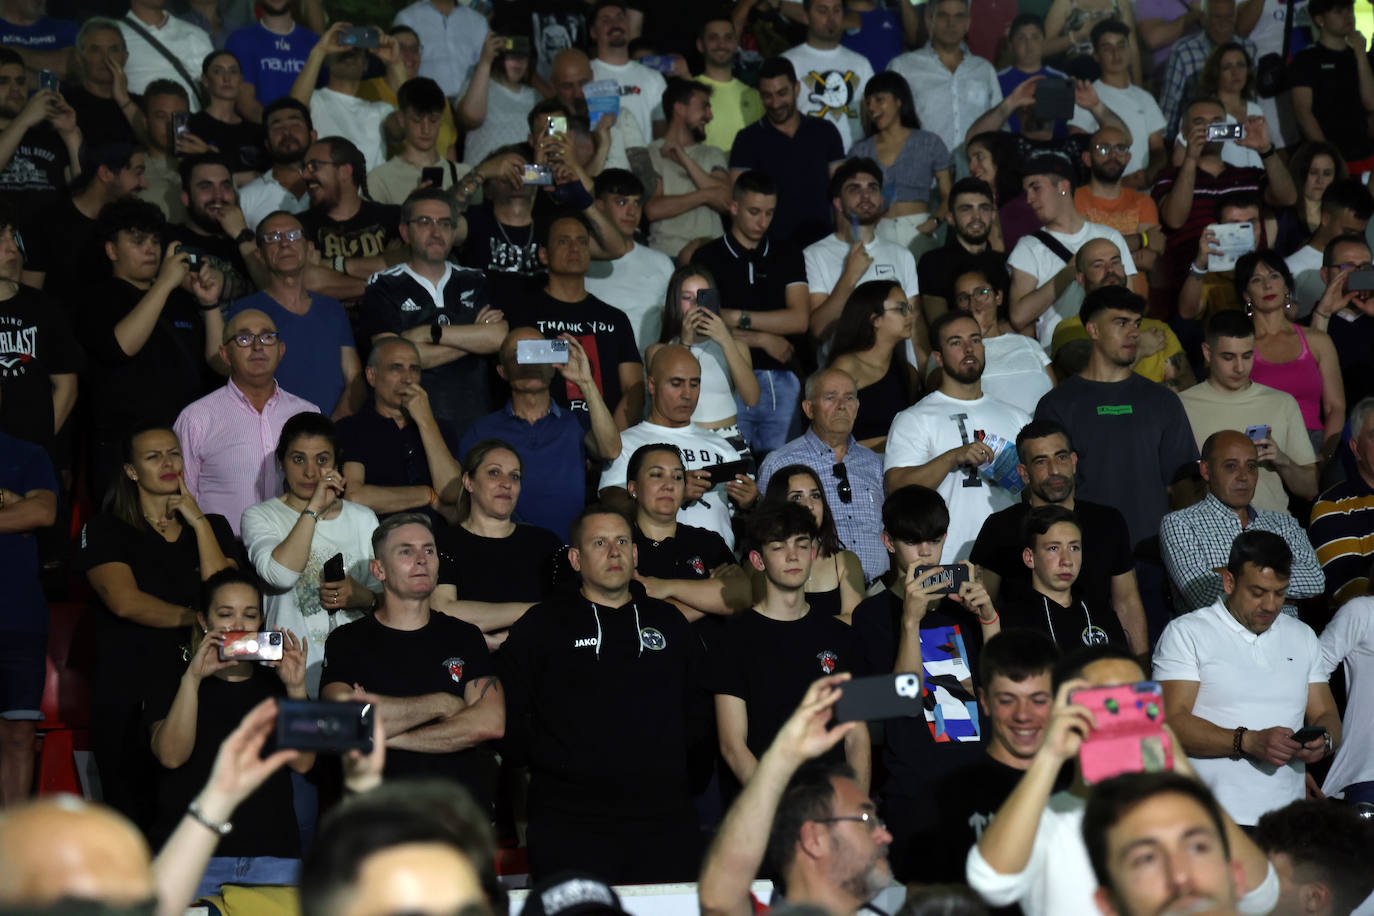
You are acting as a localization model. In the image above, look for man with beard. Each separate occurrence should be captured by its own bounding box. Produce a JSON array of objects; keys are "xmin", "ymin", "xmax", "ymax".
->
[
  {"xmin": 224, "ymin": 0, "xmax": 317, "ymax": 120},
  {"xmin": 1035, "ymin": 286, "xmax": 1198, "ymax": 642},
  {"xmin": 1007, "ymin": 155, "xmax": 1139, "ymax": 350},
  {"xmin": 917, "ymin": 177, "xmax": 1008, "ymax": 316},
  {"xmin": 645, "ymin": 78, "xmax": 729, "ymax": 260},
  {"xmin": 0, "ymin": 49, "xmax": 79, "ymax": 212},
  {"xmin": 239, "ymin": 98, "xmax": 315, "ymax": 231},
  {"xmin": 781, "ymin": 0, "xmax": 872, "ymax": 152},
  {"xmin": 885, "ymin": 310, "xmax": 1031, "ymax": 562},
  {"xmin": 588, "ymin": 2, "xmax": 666, "ymax": 141},
  {"xmin": 699, "ymin": 674, "xmax": 894, "ymax": 916},
  {"xmin": 298, "ymin": 136, "xmax": 406, "ymax": 290},
  {"xmin": 1073, "ymin": 126, "xmax": 1163, "ymax": 275},
  {"xmin": 362, "ymin": 187, "xmax": 505, "ymax": 439},
  {"xmin": 1160, "ymin": 430, "xmax": 1322, "ymax": 614},
  {"xmin": 729, "ymin": 57, "xmax": 845, "ymax": 248},
  {"xmin": 166, "ymin": 154, "xmax": 260, "ymax": 308},
  {"xmin": 971, "ymin": 417, "xmax": 1147, "ymax": 655},
  {"xmin": 695, "ymin": 18, "xmax": 760, "ymax": 155}
]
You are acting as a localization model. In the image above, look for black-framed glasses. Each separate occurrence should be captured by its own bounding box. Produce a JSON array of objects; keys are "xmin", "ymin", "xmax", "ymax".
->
[
  {"xmin": 832, "ymin": 462, "xmax": 852, "ymax": 504},
  {"xmin": 815, "ymin": 812, "xmax": 885, "ymax": 831},
  {"xmin": 955, "ymin": 286, "xmax": 995, "ymax": 306},
  {"xmin": 230, "ymin": 331, "xmax": 280, "ymax": 348},
  {"xmin": 302, "ymin": 158, "xmax": 339, "ymax": 173}
]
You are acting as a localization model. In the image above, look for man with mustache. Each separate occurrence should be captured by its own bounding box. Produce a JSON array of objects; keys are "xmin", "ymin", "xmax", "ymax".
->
[
  {"xmin": 916, "ymin": 177, "xmax": 1009, "ymax": 317},
  {"xmin": 165, "ymin": 154, "xmax": 259, "ymax": 308},
  {"xmin": 588, "ymin": 2, "xmax": 666, "ymax": 141},
  {"xmin": 971, "ymin": 417, "xmax": 1148, "ymax": 655}
]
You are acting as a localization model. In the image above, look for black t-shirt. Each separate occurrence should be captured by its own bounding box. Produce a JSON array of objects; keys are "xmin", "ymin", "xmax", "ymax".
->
[
  {"xmin": 969, "ymin": 499, "xmax": 1134, "ymax": 612},
  {"xmin": 360, "ymin": 263, "xmax": 493, "ymax": 436},
  {"xmin": 632, "ymin": 521, "xmax": 735, "ymax": 581},
  {"xmin": 321, "ymin": 611, "xmax": 499, "ymax": 808},
  {"xmin": 436, "ymin": 523, "xmax": 562, "ymax": 603},
  {"xmin": 1329, "ymin": 308, "xmax": 1374, "ymax": 407},
  {"xmin": 64, "ymin": 84, "xmax": 138, "ymax": 146},
  {"xmin": 0, "ymin": 122, "xmax": 69, "ymax": 210},
  {"xmin": 188, "ymin": 112, "xmax": 266, "ymax": 174},
  {"xmin": 690, "ymin": 234, "xmax": 806, "ymax": 372},
  {"xmin": 1291, "ymin": 45, "xmax": 1374, "ymax": 162},
  {"xmin": 335, "ymin": 405, "xmax": 460, "ymax": 525},
  {"xmin": 1000, "ymin": 589, "xmax": 1130, "ymax": 653},
  {"xmin": 78, "ymin": 277, "xmax": 212, "ymax": 444},
  {"xmin": 917, "ymin": 233, "xmax": 1010, "ymax": 308},
  {"xmin": 1014, "ymin": 134, "xmax": 1092, "ymax": 186},
  {"xmin": 164, "ymin": 224, "xmax": 255, "ymax": 305},
  {"xmin": 0, "ymin": 284, "xmax": 84, "ymax": 452},
  {"xmin": 73, "ymin": 512, "xmax": 238, "ymax": 702},
  {"xmin": 24, "ymin": 196, "xmax": 101, "ymax": 309},
  {"xmin": 459, "ymin": 204, "xmax": 540, "ymax": 278},
  {"xmin": 299, "ymin": 199, "xmax": 402, "ymax": 261},
  {"xmin": 506, "ymin": 289, "xmax": 641, "ymax": 422},
  {"xmin": 709, "ymin": 607, "xmax": 865, "ymax": 760},
  {"xmin": 729, "ymin": 116, "xmax": 845, "ymax": 248},
  {"xmin": 143, "ymin": 665, "xmax": 297, "ymax": 856}
]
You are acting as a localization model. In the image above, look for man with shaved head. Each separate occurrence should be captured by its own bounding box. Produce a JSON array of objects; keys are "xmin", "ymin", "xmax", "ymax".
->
[
  {"xmin": 599, "ymin": 344, "xmax": 756, "ymax": 549},
  {"xmin": 174, "ymin": 307, "xmax": 320, "ymax": 534},
  {"xmin": 1160, "ymin": 430, "xmax": 1324, "ymax": 615},
  {"xmin": 549, "ymin": 48, "xmax": 645, "ymax": 171}
]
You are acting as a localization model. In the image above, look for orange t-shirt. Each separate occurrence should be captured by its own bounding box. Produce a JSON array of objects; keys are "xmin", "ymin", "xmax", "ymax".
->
[{"xmin": 1074, "ymin": 187, "xmax": 1159, "ymax": 237}]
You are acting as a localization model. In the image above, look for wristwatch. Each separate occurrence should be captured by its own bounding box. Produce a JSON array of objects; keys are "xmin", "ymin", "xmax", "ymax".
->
[
  {"xmin": 234, "ymin": 228, "xmax": 255, "ymax": 246},
  {"xmin": 737, "ymin": 310, "xmax": 751, "ymax": 331},
  {"xmin": 430, "ymin": 322, "xmax": 443, "ymax": 344}
]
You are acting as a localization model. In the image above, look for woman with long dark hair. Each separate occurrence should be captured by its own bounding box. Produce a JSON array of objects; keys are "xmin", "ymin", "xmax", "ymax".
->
[
  {"xmin": 759, "ymin": 464, "xmax": 865, "ymax": 622},
  {"xmin": 1276, "ymin": 142, "xmax": 1348, "ymax": 256},
  {"xmin": 829, "ymin": 280, "xmax": 921, "ymax": 450},
  {"xmin": 189, "ymin": 49, "xmax": 265, "ymax": 182},
  {"xmin": 967, "ymin": 131, "xmax": 1035, "ymax": 251}
]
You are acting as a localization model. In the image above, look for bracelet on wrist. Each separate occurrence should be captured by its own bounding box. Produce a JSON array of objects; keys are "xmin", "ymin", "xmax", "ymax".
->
[
  {"xmin": 427, "ymin": 485, "xmax": 438, "ymax": 508},
  {"xmin": 979, "ymin": 609, "xmax": 999, "ymax": 625},
  {"xmin": 1189, "ymin": 261, "xmax": 1207, "ymax": 278},
  {"xmin": 301, "ymin": 508, "xmax": 320, "ymax": 522},
  {"xmin": 187, "ymin": 799, "xmax": 233, "ymax": 836},
  {"xmin": 1231, "ymin": 725, "xmax": 1247, "ymax": 759}
]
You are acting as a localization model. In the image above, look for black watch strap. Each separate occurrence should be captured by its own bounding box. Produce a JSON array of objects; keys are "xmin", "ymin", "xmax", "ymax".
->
[
  {"xmin": 430, "ymin": 322, "xmax": 443, "ymax": 344},
  {"xmin": 234, "ymin": 228, "xmax": 256, "ymax": 245}
]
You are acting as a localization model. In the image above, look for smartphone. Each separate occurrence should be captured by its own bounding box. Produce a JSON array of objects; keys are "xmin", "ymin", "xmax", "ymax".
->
[
  {"xmin": 516, "ymin": 338, "xmax": 570, "ymax": 365},
  {"xmin": 694, "ymin": 288, "xmax": 720, "ymax": 314},
  {"xmin": 1206, "ymin": 221, "xmax": 1255, "ymax": 273},
  {"xmin": 1033, "ymin": 78, "xmax": 1075, "ymax": 121},
  {"xmin": 912, "ymin": 564, "xmax": 970, "ymax": 595},
  {"xmin": 522, "ymin": 162, "xmax": 553, "ymax": 186},
  {"xmin": 420, "ymin": 166, "xmax": 445, "ymax": 188},
  {"xmin": 180, "ymin": 244, "xmax": 204, "ymax": 273},
  {"xmin": 323, "ymin": 552, "xmax": 345, "ymax": 582},
  {"xmin": 38, "ymin": 69, "xmax": 58, "ymax": 92},
  {"xmin": 171, "ymin": 110, "xmax": 190, "ymax": 142},
  {"xmin": 219, "ymin": 630, "xmax": 284, "ymax": 662},
  {"xmin": 848, "ymin": 213, "xmax": 861, "ymax": 240},
  {"xmin": 1244, "ymin": 424, "xmax": 1270, "ymax": 443},
  {"xmin": 1206, "ymin": 121, "xmax": 1244, "ymax": 141},
  {"xmin": 1071, "ymin": 681, "xmax": 1174, "ymax": 784},
  {"xmin": 1347, "ymin": 268, "xmax": 1374, "ymax": 291},
  {"xmin": 546, "ymin": 115, "xmax": 568, "ymax": 136},
  {"xmin": 1291, "ymin": 725, "xmax": 1327, "ymax": 744},
  {"xmin": 704, "ymin": 458, "xmax": 752, "ymax": 486},
  {"xmin": 834, "ymin": 672, "xmax": 924, "ymax": 723},
  {"xmin": 276, "ymin": 699, "xmax": 374, "ymax": 753},
  {"xmin": 503, "ymin": 35, "xmax": 531, "ymax": 54},
  {"xmin": 340, "ymin": 26, "xmax": 379, "ymax": 49}
]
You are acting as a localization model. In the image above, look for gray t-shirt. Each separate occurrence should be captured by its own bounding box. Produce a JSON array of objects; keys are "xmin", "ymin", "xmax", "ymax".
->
[{"xmin": 849, "ymin": 128, "xmax": 951, "ymax": 204}]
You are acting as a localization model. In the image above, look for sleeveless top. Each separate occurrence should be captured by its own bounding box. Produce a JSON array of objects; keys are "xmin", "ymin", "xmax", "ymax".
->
[
  {"xmin": 1251, "ymin": 325, "xmax": 1324, "ymax": 431},
  {"xmin": 807, "ymin": 585, "xmax": 843, "ymax": 619},
  {"xmin": 852, "ymin": 357, "xmax": 910, "ymax": 442},
  {"xmin": 674, "ymin": 337, "xmax": 738, "ymax": 424}
]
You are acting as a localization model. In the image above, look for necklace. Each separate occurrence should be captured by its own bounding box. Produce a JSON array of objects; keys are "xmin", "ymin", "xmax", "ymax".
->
[{"xmin": 144, "ymin": 513, "xmax": 174, "ymax": 533}]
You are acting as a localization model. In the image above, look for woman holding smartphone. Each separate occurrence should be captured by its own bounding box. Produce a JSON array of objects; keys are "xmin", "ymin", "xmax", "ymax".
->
[
  {"xmin": 76, "ymin": 424, "xmax": 238, "ymax": 834},
  {"xmin": 241, "ymin": 412, "xmax": 381, "ymax": 697},
  {"xmin": 648, "ymin": 265, "xmax": 760, "ymax": 456},
  {"xmin": 146, "ymin": 568, "xmax": 311, "ymax": 898}
]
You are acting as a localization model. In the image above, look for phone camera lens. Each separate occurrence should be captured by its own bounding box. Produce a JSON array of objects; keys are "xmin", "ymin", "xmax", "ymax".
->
[{"xmin": 270, "ymin": 632, "xmax": 282, "ymax": 645}]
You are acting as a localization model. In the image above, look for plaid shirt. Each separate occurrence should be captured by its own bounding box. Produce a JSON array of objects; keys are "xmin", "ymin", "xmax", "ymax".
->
[
  {"xmin": 758, "ymin": 428, "xmax": 889, "ymax": 583},
  {"xmin": 1160, "ymin": 32, "xmax": 1258, "ymax": 140},
  {"xmin": 1160, "ymin": 492, "xmax": 1324, "ymax": 613}
]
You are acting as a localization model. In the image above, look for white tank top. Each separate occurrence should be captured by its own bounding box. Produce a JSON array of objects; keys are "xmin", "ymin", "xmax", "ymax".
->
[{"xmin": 679, "ymin": 337, "xmax": 737, "ymax": 424}]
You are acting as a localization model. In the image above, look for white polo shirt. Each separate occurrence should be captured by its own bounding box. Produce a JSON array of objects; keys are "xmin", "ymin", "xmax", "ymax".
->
[{"xmin": 1152, "ymin": 598, "xmax": 1326, "ymax": 825}]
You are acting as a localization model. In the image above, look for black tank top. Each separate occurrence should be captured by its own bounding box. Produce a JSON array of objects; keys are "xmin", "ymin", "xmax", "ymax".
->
[{"xmin": 852, "ymin": 357, "xmax": 910, "ymax": 441}]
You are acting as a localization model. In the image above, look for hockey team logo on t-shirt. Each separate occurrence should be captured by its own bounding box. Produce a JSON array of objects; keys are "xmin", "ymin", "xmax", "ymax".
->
[
  {"xmin": 817, "ymin": 650, "xmax": 838, "ymax": 674},
  {"xmin": 802, "ymin": 70, "xmax": 860, "ymax": 119},
  {"xmin": 443, "ymin": 656, "xmax": 465, "ymax": 684}
]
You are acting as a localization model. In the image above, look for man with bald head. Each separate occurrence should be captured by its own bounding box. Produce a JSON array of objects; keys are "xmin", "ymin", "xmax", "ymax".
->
[
  {"xmin": 549, "ymin": 47, "xmax": 646, "ymax": 171},
  {"xmin": 174, "ymin": 307, "xmax": 320, "ymax": 534},
  {"xmin": 758, "ymin": 368, "xmax": 887, "ymax": 581},
  {"xmin": 460, "ymin": 327, "xmax": 620, "ymax": 540},
  {"xmin": 1160, "ymin": 430, "xmax": 1324, "ymax": 614},
  {"xmin": 599, "ymin": 344, "xmax": 756, "ymax": 549}
]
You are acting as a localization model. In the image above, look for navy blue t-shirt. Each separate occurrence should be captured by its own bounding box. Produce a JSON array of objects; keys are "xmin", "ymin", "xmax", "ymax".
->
[
  {"xmin": 729, "ymin": 115, "xmax": 845, "ymax": 248},
  {"xmin": 0, "ymin": 15, "xmax": 76, "ymax": 49},
  {"xmin": 228, "ymin": 291, "xmax": 351, "ymax": 414}
]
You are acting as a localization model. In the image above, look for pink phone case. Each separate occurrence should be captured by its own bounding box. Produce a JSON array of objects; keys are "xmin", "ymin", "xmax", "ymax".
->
[{"xmin": 1071, "ymin": 681, "xmax": 1173, "ymax": 784}]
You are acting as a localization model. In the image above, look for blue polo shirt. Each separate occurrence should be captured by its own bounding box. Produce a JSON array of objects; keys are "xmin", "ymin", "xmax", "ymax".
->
[{"xmin": 459, "ymin": 401, "xmax": 587, "ymax": 541}]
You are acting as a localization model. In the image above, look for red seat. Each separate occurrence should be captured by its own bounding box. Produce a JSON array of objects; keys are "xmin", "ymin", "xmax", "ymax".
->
[{"xmin": 36, "ymin": 602, "xmax": 91, "ymax": 796}]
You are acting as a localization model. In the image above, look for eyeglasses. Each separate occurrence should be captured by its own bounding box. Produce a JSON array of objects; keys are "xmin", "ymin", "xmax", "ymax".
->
[
  {"xmin": 832, "ymin": 462, "xmax": 852, "ymax": 504},
  {"xmin": 955, "ymin": 286, "xmax": 995, "ymax": 306},
  {"xmin": 884, "ymin": 302, "xmax": 912, "ymax": 316},
  {"xmin": 815, "ymin": 812, "xmax": 885, "ymax": 831},
  {"xmin": 229, "ymin": 331, "xmax": 280, "ymax": 348},
  {"xmin": 302, "ymin": 159, "xmax": 339, "ymax": 173},
  {"xmin": 408, "ymin": 216, "xmax": 457, "ymax": 231},
  {"xmin": 1337, "ymin": 261, "xmax": 1374, "ymax": 271},
  {"xmin": 259, "ymin": 228, "xmax": 304, "ymax": 245},
  {"xmin": 1092, "ymin": 143, "xmax": 1131, "ymax": 157}
]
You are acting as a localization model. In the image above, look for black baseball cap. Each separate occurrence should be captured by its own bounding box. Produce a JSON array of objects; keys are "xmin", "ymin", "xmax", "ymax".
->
[
  {"xmin": 1022, "ymin": 153, "xmax": 1076, "ymax": 185},
  {"xmin": 521, "ymin": 873, "xmax": 629, "ymax": 916}
]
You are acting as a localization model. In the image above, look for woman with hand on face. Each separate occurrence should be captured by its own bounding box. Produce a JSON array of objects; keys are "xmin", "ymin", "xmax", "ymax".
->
[
  {"xmin": 241, "ymin": 412, "xmax": 381, "ymax": 696},
  {"xmin": 828, "ymin": 280, "xmax": 921, "ymax": 450},
  {"xmin": 648, "ymin": 265, "xmax": 761, "ymax": 459},
  {"xmin": 1275, "ymin": 143, "xmax": 1347, "ymax": 256},
  {"xmin": 760, "ymin": 464, "xmax": 866, "ymax": 623},
  {"xmin": 147, "ymin": 568, "xmax": 312, "ymax": 899},
  {"xmin": 76, "ymin": 423, "xmax": 238, "ymax": 834},
  {"xmin": 189, "ymin": 49, "xmax": 265, "ymax": 184}
]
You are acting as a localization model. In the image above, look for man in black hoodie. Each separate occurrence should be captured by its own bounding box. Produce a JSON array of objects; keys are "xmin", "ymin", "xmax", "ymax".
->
[{"xmin": 499, "ymin": 504, "xmax": 708, "ymax": 885}]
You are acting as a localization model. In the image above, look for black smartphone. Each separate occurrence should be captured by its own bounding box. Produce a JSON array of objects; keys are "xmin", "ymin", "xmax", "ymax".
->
[
  {"xmin": 503, "ymin": 35, "xmax": 531, "ymax": 54},
  {"xmin": 1347, "ymin": 268, "xmax": 1374, "ymax": 291},
  {"xmin": 1291, "ymin": 725, "xmax": 1327, "ymax": 744},
  {"xmin": 913, "ymin": 564, "xmax": 970, "ymax": 594},
  {"xmin": 694, "ymin": 288, "xmax": 720, "ymax": 314},
  {"xmin": 323, "ymin": 552, "xmax": 345, "ymax": 582},
  {"xmin": 38, "ymin": 69, "xmax": 58, "ymax": 92},
  {"xmin": 180, "ymin": 244, "xmax": 205, "ymax": 273},
  {"xmin": 1033, "ymin": 78, "xmax": 1075, "ymax": 121},
  {"xmin": 833, "ymin": 673, "xmax": 924, "ymax": 723},
  {"xmin": 276, "ymin": 699, "xmax": 374, "ymax": 753},
  {"xmin": 704, "ymin": 459, "xmax": 752, "ymax": 486},
  {"xmin": 420, "ymin": 166, "xmax": 445, "ymax": 188},
  {"xmin": 341, "ymin": 26, "xmax": 379, "ymax": 49}
]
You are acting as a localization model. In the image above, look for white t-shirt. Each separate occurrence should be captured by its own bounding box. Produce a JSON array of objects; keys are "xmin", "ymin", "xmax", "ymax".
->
[
  {"xmin": 1007, "ymin": 221, "xmax": 1136, "ymax": 349},
  {"xmin": 980, "ymin": 333, "xmax": 1053, "ymax": 415},
  {"xmin": 1285, "ymin": 244, "xmax": 1322, "ymax": 277},
  {"xmin": 463, "ymin": 81, "xmax": 539, "ymax": 167},
  {"xmin": 599, "ymin": 420, "xmax": 748, "ymax": 549},
  {"xmin": 883, "ymin": 390, "xmax": 1031, "ymax": 562},
  {"xmin": 590, "ymin": 58, "xmax": 667, "ymax": 143},
  {"xmin": 781, "ymin": 42, "xmax": 874, "ymax": 151},
  {"xmin": 308, "ymin": 88, "xmax": 395, "ymax": 173},
  {"xmin": 804, "ymin": 233, "xmax": 920, "ymax": 299},
  {"xmin": 239, "ymin": 171, "xmax": 309, "ymax": 232},
  {"xmin": 240, "ymin": 498, "xmax": 382, "ymax": 696},
  {"xmin": 1319, "ymin": 595, "xmax": 1374, "ymax": 797},
  {"xmin": 1068, "ymin": 81, "xmax": 1166, "ymax": 177},
  {"xmin": 584, "ymin": 242, "xmax": 675, "ymax": 355},
  {"xmin": 393, "ymin": 0, "xmax": 489, "ymax": 99},
  {"xmin": 966, "ymin": 791, "xmax": 1281, "ymax": 916},
  {"xmin": 1152, "ymin": 599, "xmax": 1327, "ymax": 825},
  {"xmin": 119, "ymin": 12, "xmax": 214, "ymax": 112}
]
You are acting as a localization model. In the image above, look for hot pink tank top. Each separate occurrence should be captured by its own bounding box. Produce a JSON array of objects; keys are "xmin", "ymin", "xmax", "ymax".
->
[{"xmin": 1251, "ymin": 325, "xmax": 1323, "ymax": 431}]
